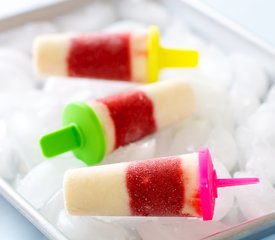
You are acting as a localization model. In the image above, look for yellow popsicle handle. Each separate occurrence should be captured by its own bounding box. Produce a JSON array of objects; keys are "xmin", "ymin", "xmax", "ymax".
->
[
  {"xmin": 159, "ymin": 48, "xmax": 199, "ymax": 68},
  {"xmin": 147, "ymin": 25, "xmax": 199, "ymax": 83}
]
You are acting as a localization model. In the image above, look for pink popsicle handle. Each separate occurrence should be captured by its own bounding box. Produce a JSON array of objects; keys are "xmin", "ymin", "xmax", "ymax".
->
[
  {"xmin": 216, "ymin": 178, "xmax": 259, "ymax": 188},
  {"xmin": 199, "ymin": 148, "xmax": 260, "ymax": 221}
]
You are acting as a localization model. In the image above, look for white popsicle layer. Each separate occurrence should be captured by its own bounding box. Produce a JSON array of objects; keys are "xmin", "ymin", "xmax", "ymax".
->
[
  {"xmin": 89, "ymin": 101, "xmax": 116, "ymax": 154},
  {"xmin": 33, "ymin": 34, "xmax": 71, "ymax": 76},
  {"xmin": 130, "ymin": 30, "xmax": 148, "ymax": 83},
  {"xmin": 141, "ymin": 80, "xmax": 195, "ymax": 129}
]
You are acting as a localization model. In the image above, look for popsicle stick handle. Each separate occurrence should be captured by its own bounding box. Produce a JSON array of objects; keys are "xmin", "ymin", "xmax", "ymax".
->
[
  {"xmin": 216, "ymin": 178, "xmax": 259, "ymax": 188},
  {"xmin": 159, "ymin": 48, "xmax": 199, "ymax": 68},
  {"xmin": 40, "ymin": 124, "xmax": 81, "ymax": 157}
]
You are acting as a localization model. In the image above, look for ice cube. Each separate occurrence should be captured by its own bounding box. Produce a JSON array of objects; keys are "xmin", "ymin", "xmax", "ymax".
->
[
  {"xmin": 212, "ymin": 161, "xmax": 234, "ymax": 221},
  {"xmin": 40, "ymin": 190, "xmax": 64, "ymax": 224},
  {"xmin": 234, "ymin": 126, "xmax": 257, "ymax": 169},
  {"xmin": 221, "ymin": 201, "xmax": 246, "ymax": 225},
  {"xmin": 97, "ymin": 216, "xmax": 151, "ymax": 232},
  {"xmin": 16, "ymin": 156, "xmax": 85, "ymax": 209},
  {"xmin": 0, "ymin": 141, "xmax": 20, "ymax": 181},
  {"xmin": 0, "ymin": 48, "xmax": 33, "ymax": 77},
  {"xmin": 230, "ymin": 84, "xmax": 260, "ymax": 124},
  {"xmin": 246, "ymin": 102, "xmax": 275, "ymax": 148},
  {"xmin": 55, "ymin": 2, "xmax": 116, "ymax": 32},
  {"xmin": 103, "ymin": 20, "xmax": 146, "ymax": 33},
  {"xmin": 267, "ymin": 85, "xmax": 275, "ymax": 102},
  {"xmin": 154, "ymin": 125, "xmax": 175, "ymax": 157},
  {"xmin": 162, "ymin": 20, "xmax": 206, "ymax": 50},
  {"xmin": 0, "ymin": 47, "xmax": 44, "ymax": 86},
  {"xmin": 0, "ymin": 120, "xmax": 20, "ymax": 180},
  {"xmin": 234, "ymin": 172, "xmax": 275, "ymax": 220},
  {"xmin": 0, "ymin": 22, "xmax": 58, "ymax": 53},
  {"xmin": 102, "ymin": 137, "xmax": 156, "ymax": 164},
  {"xmin": 44, "ymin": 77, "xmax": 139, "ymax": 103},
  {"xmin": 169, "ymin": 118, "xmax": 211, "ymax": 155},
  {"xmin": 198, "ymin": 45, "xmax": 232, "ymax": 90},
  {"xmin": 57, "ymin": 210, "xmax": 130, "ymax": 240},
  {"xmin": 0, "ymin": 61, "xmax": 35, "ymax": 92},
  {"xmin": 206, "ymin": 126, "xmax": 238, "ymax": 171},
  {"xmin": 137, "ymin": 218, "xmax": 228, "ymax": 240},
  {"xmin": 7, "ymin": 93, "xmax": 63, "ymax": 168},
  {"xmin": 193, "ymin": 83, "xmax": 234, "ymax": 131},
  {"xmin": 229, "ymin": 53, "xmax": 269, "ymax": 99},
  {"xmin": 118, "ymin": 0, "xmax": 170, "ymax": 29},
  {"xmin": 7, "ymin": 110, "xmax": 45, "ymax": 168},
  {"xmin": 245, "ymin": 140, "xmax": 275, "ymax": 184},
  {"xmin": 0, "ymin": 93, "xmax": 22, "ymax": 118}
]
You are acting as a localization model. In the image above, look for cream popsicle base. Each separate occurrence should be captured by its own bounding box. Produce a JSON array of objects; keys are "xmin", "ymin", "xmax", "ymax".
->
[
  {"xmin": 33, "ymin": 34, "xmax": 71, "ymax": 76},
  {"xmin": 64, "ymin": 162, "xmax": 130, "ymax": 216},
  {"xmin": 141, "ymin": 80, "xmax": 195, "ymax": 130}
]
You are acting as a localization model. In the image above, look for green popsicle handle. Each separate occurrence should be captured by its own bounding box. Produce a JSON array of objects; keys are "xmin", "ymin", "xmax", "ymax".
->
[
  {"xmin": 40, "ymin": 102, "xmax": 106, "ymax": 165},
  {"xmin": 40, "ymin": 124, "xmax": 81, "ymax": 157}
]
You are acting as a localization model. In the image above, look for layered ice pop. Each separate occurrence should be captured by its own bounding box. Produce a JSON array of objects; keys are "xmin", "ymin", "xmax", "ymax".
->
[
  {"xmin": 40, "ymin": 80, "xmax": 195, "ymax": 165},
  {"xmin": 64, "ymin": 148, "xmax": 259, "ymax": 220},
  {"xmin": 34, "ymin": 26, "xmax": 198, "ymax": 83}
]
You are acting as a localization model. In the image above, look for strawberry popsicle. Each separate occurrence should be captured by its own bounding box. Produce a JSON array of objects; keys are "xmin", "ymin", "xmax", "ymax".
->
[
  {"xmin": 34, "ymin": 26, "xmax": 198, "ymax": 83},
  {"xmin": 64, "ymin": 148, "xmax": 259, "ymax": 220},
  {"xmin": 40, "ymin": 80, "xmax": 195, "ymax": 165}
]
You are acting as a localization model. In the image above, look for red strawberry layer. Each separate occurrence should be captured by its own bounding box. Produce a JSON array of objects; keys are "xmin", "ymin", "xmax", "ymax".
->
[
  {"xmin": 97, "ymin": 90, "xmax": 157, "ymax": 148},
  {"xmin": 126, "ymin": 157, "xmax": 185, "ymax": 216},
  {"xmin": 67, "ymin": 33, "xmax": 131, "ymax": 80}
]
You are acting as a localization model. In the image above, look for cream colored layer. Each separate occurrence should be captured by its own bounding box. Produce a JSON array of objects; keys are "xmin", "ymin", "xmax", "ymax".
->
[
  {"xmin": 64, "ymin": 162, "xmax": 131, "ymax": 216},
  {"xmin": 180, "ymin": 153, "xmax": 201, "ymax": 217},
  {"xmin": 33, "ymin": 34, "xmax": 71, "ymax": 76},
  {"xmin": 130, "ymin": 30, "xmax": 148, "ymax": 83},
  {"xmin": 88, "ymin": 100, "xmax": 116, "ymax": 154},
  {"xmin": 141, "ymin": 80, "xmax": 195, "ymax": 129}
]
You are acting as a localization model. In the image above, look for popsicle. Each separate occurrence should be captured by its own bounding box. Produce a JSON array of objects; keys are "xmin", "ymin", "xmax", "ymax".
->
[
  {"xmin": 33, "ymin": 26, "xmax": 198, "ymax": 83},
  {"xmin": 40, "ymin": 80, "xmax": 195, "ymax": 165},
  {"xmin": 64, "ymin": 148, "xmax": 259, "ymax": 220}
]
